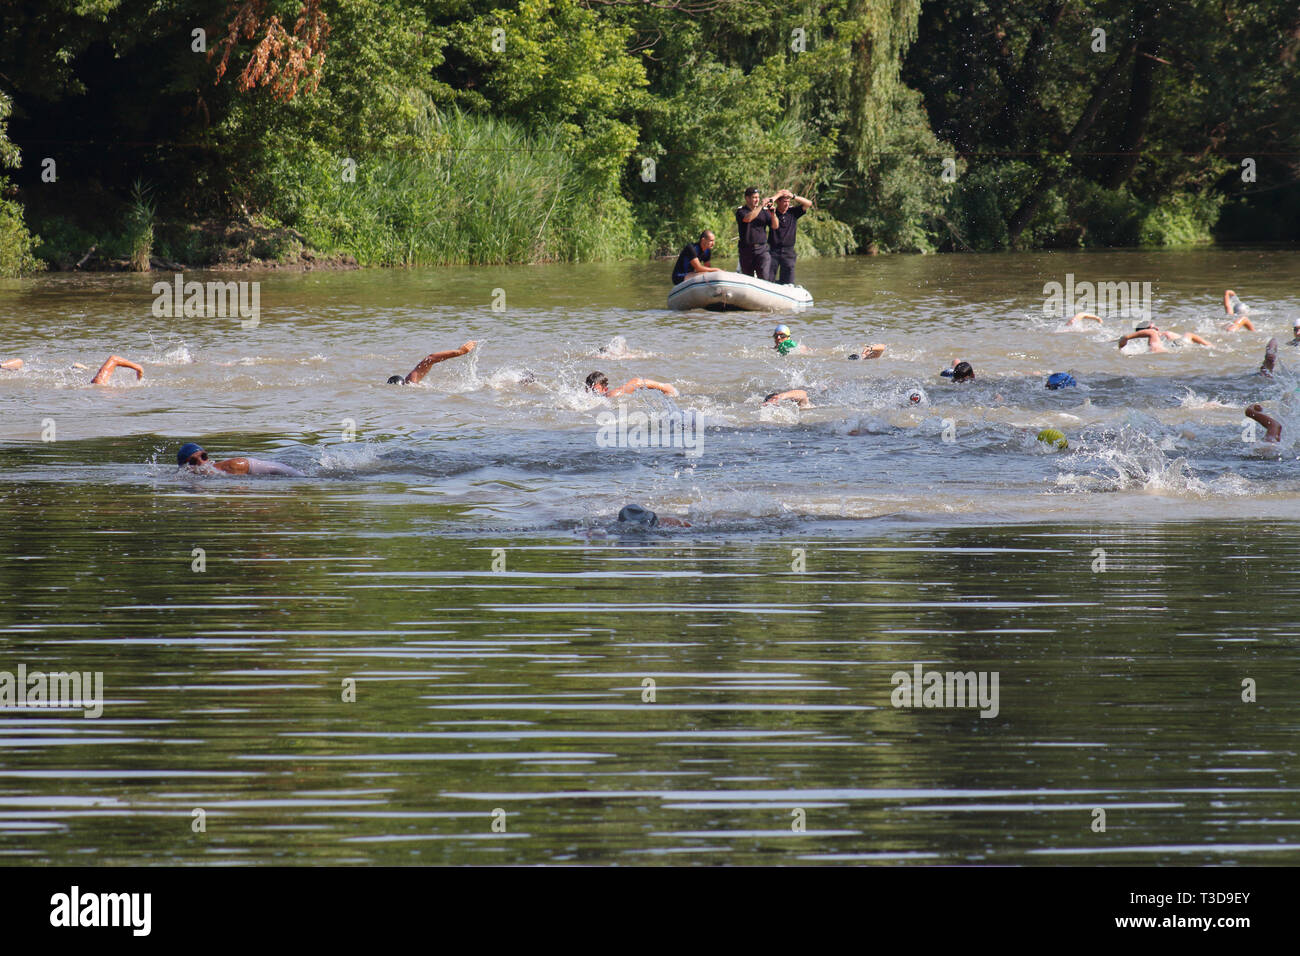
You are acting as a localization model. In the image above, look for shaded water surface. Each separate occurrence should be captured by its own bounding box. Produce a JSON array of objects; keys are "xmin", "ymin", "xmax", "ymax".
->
[{"xmin": 0, "ymin": 487, "xmax": 1296, "ymax": 864}]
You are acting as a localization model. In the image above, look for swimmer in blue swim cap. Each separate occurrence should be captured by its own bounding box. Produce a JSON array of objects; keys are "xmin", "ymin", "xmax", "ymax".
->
[
  {"xmin": 177, "ymin": 442, "xmax": 305, "ymax": 477},
  {"xmin": 387, "ymin": 341, "xmax": 476, "ymax": 385}
]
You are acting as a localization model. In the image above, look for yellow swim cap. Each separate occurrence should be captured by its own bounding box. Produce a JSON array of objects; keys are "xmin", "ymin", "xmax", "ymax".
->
[{"xmin": 1036, "ymin": 428, "xmax": 1068, "ymax": 450}]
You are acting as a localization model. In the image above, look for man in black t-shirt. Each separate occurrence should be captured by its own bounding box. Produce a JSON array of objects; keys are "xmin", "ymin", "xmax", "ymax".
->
[
  {"xmin": 735, "ymin": 186, "xmax": 781, "ymax": 281},
  {"xmin": 671, "ymin": 230, "xmax": 720, "ymax": 285},
  {"xmin": 769, "ymin": 190, "xmax": 812, "ymax": 285}
]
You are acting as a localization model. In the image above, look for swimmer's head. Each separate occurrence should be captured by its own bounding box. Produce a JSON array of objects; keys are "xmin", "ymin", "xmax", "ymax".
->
[
  {"xmin": 585, "ymin": 371, "xmax": 609, "ymax": 394},
  {"xmin": 952, "ymin": 361, "xmax": 975, "ymax": 382},
  {"xmin": 848, "ymin": 353, "xmax": 859, "ymax": 360},
  {"xmin": 617, "ymin": 503, "xmax": 659, "ymax": 528},
  {"xmin": 1045, "ymin": 372, "xmax": 1077, "ymax": 390},
  {"xmin": 1292, "ymin": 320, "xmax": 1300, "ymax": 335},
  {"xmin": 387, "ymin": 375, "xmax": 405, "ymax": 385},
  {"xmin": 773, "ymin": 324, "xmax": 791, "ymax": 340},
  {"xmin": 1036, "ymin": 428, "xmax": 1068, "ymax": 450},
  {"xmin": 908, "ymin": 391, "xmax": 922, "ymax": 404},
  {"xmin": 1134, "ymin": 321, "xmax": 1154, "ymax": 331},
  {"xmin": 177, "ymin": 442, "xmax": 208, "ymax": 468}
]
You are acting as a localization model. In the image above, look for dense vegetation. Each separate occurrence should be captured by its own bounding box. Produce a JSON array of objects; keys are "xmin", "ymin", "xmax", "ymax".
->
[{"xmin": 1, "ymin": 0, "xmax": 1297, "ymax": 274}]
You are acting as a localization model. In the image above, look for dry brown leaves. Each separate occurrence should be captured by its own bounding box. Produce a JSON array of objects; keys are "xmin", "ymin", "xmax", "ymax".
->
[{"xmin": 211, "ymin": 0, "xmax": 331, "ymax": 101}]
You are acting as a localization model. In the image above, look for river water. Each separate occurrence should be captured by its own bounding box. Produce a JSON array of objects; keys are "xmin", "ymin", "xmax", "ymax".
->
[{"xmin": 1, "ymin": 249, "xmax": 1298, "ymax": 864}]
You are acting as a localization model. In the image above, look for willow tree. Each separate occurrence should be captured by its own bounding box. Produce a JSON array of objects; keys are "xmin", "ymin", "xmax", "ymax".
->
[{"xmin": 828, "ymin": 0, "xmax": 954, "ymax": 251}]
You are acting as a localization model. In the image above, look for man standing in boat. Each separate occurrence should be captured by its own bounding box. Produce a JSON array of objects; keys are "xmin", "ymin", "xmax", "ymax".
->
[
  {"xmin": 769, "ymin": 190, "xmax": 812, "ymax": 285},
  {"xmin": 735, "ymin": 186, "xmax": 780, "ymax": 281},
  {"xmin": 671, "ymin": 230, "xmax": 720, "ymax": 285}
]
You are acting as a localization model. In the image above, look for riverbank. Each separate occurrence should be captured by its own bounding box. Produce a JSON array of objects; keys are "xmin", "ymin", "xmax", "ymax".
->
[{"xmin": 32, "ymin": 216, "xmax": 359, "ymax": 273}]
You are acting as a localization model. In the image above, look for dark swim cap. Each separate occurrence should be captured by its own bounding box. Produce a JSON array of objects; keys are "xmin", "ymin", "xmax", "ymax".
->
[
  {"xmin": 952, "ymin": 361, "xmax": 974, "ymax": 381},
  {"xmin": 177, "ymin": 442, "xmax": 203, "ymax": 466},
  {"xmin": 617, "ymin": 504, "xmax": 659, "ymax": 527},
  {"xmin": 1045, "ymin": 372, "xmax": 1077, "ymax": 390},
  {"xmin": 387, "ymin": 375, "xmax": 404, "ymax": 385}
]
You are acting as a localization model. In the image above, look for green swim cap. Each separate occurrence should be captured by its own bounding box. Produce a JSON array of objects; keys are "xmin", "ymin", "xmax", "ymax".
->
[{"xmin": 1036, "ymin": 428, "xmax": 1068, "ymax": 450}]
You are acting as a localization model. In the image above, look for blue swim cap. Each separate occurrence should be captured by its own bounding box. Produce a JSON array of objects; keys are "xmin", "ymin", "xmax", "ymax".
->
[
  {"xmin": 773, "ymin": 324, "xmax": 791, "ymax": 337},
  {"xmin": 1045, "ymin": 373, "xmax": 1077, "ymax": 390},
  {"xmin": 177, "ymin": 442, "xmax": 204, "ymax": 466}
]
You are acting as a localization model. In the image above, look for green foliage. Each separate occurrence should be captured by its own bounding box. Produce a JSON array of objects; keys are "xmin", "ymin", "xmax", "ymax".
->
[
  {"xmin": 265, "ymin": 107, "xmax": 647, "ymax": 266},
  {"xmin": 0, "ymin": 89, "xmax": 40, "ymax": 276},
  {"xmin": 831, "ymin": 87, "xmax": 954, "ymax": 252},
  {"xmin": 1136, "ymin": 191, "xmax": 1223, "ymax": 247},
  {"xmin": 1, "ymin": 0, "xmax": 1298, "ymax": 269},
  {"xmin": 125, "ymin": 179, "xmax": 155, "ymax": 271},
  {"xmin": 0, "ymin": 198, "xmax": 42, "ymax": 276}
]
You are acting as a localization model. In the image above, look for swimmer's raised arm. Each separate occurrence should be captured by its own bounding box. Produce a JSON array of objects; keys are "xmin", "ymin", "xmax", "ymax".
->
[
  {"xmin": 1066, "ymin": 312, "xmax": 1103, "ymax": 326},
  {"xmin": 1182, "ymin": 332, "xmax": 1214, "ymax": 347},
  {"xmin": 763, "ymin": 388, "xmax": 811, "ymax": 408},
  {"xmin": 1, "ymin": 358, "xmax": 22, "ymax": 370},
  {"xmin": 400, "ymin": 340, "xmax": 476, "ymax": 385},
  {"xmin": 1246, "ymin": 403, "xmax": 1282, "ymax": 442},
  {"xmin": 1118, "ymin": 330, "xmax": 1167, "ymax": 352},
  {"xmin": 858, "ymin": 344, "xmax": 887, "ymax": 359},
  {"xmin": 1259, "ymin": 338, "xmax": 1279, "ymax": 378},
  {"xmin": 607, "ymin": 378, "xmax": 678, "ymax": 398},
  {"xmin": 91, "ymin": 355, "xmax": 143, "ymax": 384},
  {"xmin": 1224, "ymin": 290, "xmax": 1239, "ymax": 314},
  {"xmin": 1224, "ymin": 316, "xmax": 1255, "ymax": 332}
]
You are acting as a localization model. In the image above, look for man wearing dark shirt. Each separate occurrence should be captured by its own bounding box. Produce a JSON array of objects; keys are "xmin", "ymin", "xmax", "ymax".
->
[
  {"xmin": 768, "ymin": 190, "xmax": 812, "ymax": 285},
  {"xmin": 735, "ymin": 186, "xmax": 781, "ymax": 281},
  {"xmin": 671, "ymin": 230, "xmax": 720, "ymax": 285}
]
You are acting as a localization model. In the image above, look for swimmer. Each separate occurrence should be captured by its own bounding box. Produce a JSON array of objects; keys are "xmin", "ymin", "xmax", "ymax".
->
[
  {"xmin": 1245, "ymin": 404, "xmax": 1282, "ymax": 443},
  {"xmin": 177, "ymin": 442, "xmax": 305, "ymax": 476},
  {"xmin": 585, "ymin": 371, "xmax": 678, "ymax": 398},
  {"xmin": 1259, "ymin": 338, "xmax": 1279, "ymax": 378},
  {"xmin": 617, "ymin": 503, "xmax": 690, "ymax": 528},
  {"xmin": 1117, "ymin": 322, "xmax": 1212, "ymax": 352},
  {"xmin": 939, "ymin": 360, "xmax": 974, "ymax": 382},
  {"xmin": 90, "ymin": 355, "xmax": 144, "ymax": 384},
  {"xmin": 848, "ymin": 345, "xmax": 888, "ymax": 360},
  {"xmin": 1289, "ymin": 319, "xmax": 1300, "ymax": 347},
  {"xmin": 1223, "ymin": 289, "xmax": 1255, "ymax": 331},
  {"xmin": 772, "ymin": 324, "xmax": 809, "ymax": 356},
  {"xmin": 773, "ymin": 324, "xmax": 886, "ymax": 360},
  {"xmin": 763, "ymin": 388, "xmax": 812, "ymax": 408},
  {"xmin": 1045, "ymin": 373, "xmax": 1077, "ymax": 390},
  {"xmin": 387, "ymin": 341, "xmax": 476, "ymax": 385},
  {"xmin": 1065, "ymin": 312, "xmax": 1103, "ymax": 326},
  {"xmin": 1036, "ymin": 428, "xmax": 1069, "ymax": 450},
  {"xmin": 1, "ymin": 359, "xmax": 22, "ymax": 371}
]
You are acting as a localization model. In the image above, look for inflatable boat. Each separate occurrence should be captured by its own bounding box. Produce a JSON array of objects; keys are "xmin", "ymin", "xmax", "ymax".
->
[{"xmin": 668, "ymin": 270, "xmax": 813, "ymax": 312}]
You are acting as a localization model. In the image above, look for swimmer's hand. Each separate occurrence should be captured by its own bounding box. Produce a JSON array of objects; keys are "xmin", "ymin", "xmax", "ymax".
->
[
  {"xmin": 860, "ymin": 344, "xmax": 886, "ymax": 359},
  {"xmin": 460, "ymin": 341, "xmax": 477, "ymax": 353}
]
